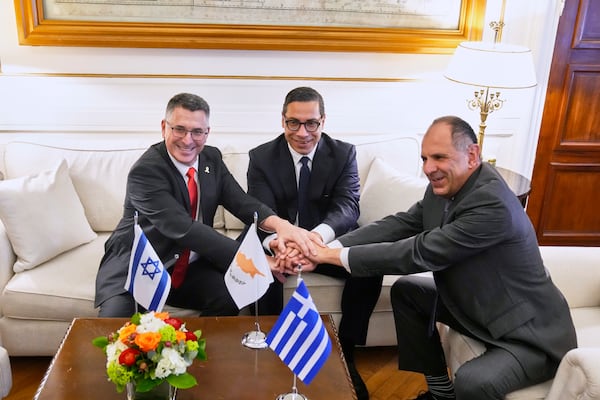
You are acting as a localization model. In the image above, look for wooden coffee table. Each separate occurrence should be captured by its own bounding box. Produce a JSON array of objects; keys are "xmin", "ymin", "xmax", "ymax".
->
[{"xmin": 34, "ymin": 316, "xmax": 356, "ymax": 399}]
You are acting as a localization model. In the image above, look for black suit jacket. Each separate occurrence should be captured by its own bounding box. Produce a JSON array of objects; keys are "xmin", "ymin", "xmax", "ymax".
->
[
  {"xmin": 94, "ymin": 141, "xmax": 274, "ymax": 307},
  {"xmin": 247, "ymin": 133, "xmax": 360, "ymax": 236},
  {"xmin": 338, "ymin": 162, "xmax": 577, "ymax": 377}
]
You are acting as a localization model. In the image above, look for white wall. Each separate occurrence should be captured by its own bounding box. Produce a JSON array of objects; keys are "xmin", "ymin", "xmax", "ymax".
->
[{"xmin": 0, "ymin": 0, "xmax": 563, "ymax": 177}]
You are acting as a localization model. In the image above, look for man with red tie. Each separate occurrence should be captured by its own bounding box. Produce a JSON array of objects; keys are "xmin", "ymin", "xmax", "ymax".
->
[{"xmin": 95, "ymin": 93, "xmax": 315, "ymax": 317}]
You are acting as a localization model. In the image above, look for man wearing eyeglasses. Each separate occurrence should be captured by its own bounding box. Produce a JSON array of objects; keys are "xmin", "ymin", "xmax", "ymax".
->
[
  {"xmin": 246, "ymin": 86, "xmax": 380, "ymax": 400},
  {"xmin": 95, "ymin": 92, "xmax": 316, "ymax": 319}
]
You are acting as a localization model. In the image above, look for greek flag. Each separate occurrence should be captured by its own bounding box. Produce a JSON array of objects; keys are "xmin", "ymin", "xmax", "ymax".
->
[
  {"xmin": 124, "ymin": 222, "xmax": 171, "ymax": 312},
  {"xmin": 266, "ymin": 279, "xmax": 331, "ymax": 384}
]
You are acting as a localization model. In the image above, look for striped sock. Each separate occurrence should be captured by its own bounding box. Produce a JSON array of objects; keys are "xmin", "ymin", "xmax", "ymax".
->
[{"xmin": 425, "ymin": 374, "xmax": 455, "ymax": 399}]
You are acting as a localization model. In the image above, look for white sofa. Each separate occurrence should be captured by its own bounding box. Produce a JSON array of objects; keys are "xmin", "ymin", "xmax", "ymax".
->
[
  {"xmin": 0, "ymin": 133, "xmax": 427, "ymax": 356},
  {"xmin": 1, "ymin": 134, "xmax": 599, "ymax": 400},
  {"xmin": 441, "ymin": 245, "xmax": 600, "ymax": 400}
]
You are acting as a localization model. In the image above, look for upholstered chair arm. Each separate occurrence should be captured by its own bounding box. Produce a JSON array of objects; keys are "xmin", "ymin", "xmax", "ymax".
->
[
  {"xmin": 0, "ymin": 221, "xmax": 16, "ymax": 298},
  {"xmin": 546, "ymin": 347, "xmax": 600, "ymax": 400}
]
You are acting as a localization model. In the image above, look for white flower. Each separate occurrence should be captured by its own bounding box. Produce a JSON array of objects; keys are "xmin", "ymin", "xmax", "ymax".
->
[
  {"xmin": 154, "ymin": 347, "xmax": 188, "ymax": 379},
  {"xmin": 136, "ymin": 312, "xmax": 166, "ymax": 333},
  {"xmin": 105, "ymin": 341, "xmax": 127, "ymax": 367}
]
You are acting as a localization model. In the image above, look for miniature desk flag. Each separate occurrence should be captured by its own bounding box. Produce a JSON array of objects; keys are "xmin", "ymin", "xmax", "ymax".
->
[
  {"xmin": 125, "ymin": 220, "xmax": 171, "ymax": 312},
  {"xmin": 266, "ymin": 278, "xmax": 332, "ymax": 384},
  {"xmin": 224, "ymin": 222, "xmax": 273, "ymax": 309}
]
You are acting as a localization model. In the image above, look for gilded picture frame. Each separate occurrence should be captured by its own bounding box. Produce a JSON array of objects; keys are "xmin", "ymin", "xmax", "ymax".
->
[{"xmin": 14, "ymin": 0, "xmax": 485, "ymax": 54}]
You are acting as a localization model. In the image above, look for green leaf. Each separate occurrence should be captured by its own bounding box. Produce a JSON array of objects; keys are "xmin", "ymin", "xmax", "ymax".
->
[
  {"xmin": 135, "ymin": 378, "xmax": 163, "ymax": 392},
  {"xmin": 196, "ymin": 338, "xmax": 207, "ymax": 361},
  {"xmin": 167, "ymin": 373, "xmax": 197, "ymax": 389},
  {"xmin": 92, "ymin": 336, "xmax": 109, "ymax": 349},
  {"xmin": 131, "ymin": 312, "xmax": 142, "ymax": 325}
]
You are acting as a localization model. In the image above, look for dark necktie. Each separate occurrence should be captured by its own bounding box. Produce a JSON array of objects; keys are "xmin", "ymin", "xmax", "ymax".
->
[
  {"xmin": 171, "ymin": 167, "xmax": 198, "ymax": 288},
  {"xmin": 297, "ymin": 156, "xmax": 311, "ymax": 229}
]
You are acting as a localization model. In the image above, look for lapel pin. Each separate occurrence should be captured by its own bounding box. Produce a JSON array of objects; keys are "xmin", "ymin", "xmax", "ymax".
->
[{"xmin": 204, "ymin": 166, "xmax": 210, "ymax": 174}]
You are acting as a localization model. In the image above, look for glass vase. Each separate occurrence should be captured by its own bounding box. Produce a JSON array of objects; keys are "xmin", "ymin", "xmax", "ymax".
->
[{"xmin": 126, "ymin": 380, "xmax": 177, "ymax": 400}]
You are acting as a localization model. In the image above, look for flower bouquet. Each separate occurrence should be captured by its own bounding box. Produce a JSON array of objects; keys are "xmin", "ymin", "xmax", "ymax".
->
[{"xmin": 92, "ymin": 311, "xmax": 207, "ymax": 398}]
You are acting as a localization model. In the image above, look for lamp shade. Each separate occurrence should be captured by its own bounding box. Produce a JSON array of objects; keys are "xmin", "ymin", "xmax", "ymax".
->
[{"xmin": 445, "ymin": 41, "xmax": 537, "ymax": 89}]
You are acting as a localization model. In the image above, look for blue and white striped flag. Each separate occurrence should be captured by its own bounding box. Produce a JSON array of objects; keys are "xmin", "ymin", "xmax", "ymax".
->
[
  {"xmin": 124, "ymin": 222, "xmax": 171, "ymax": 312},
  {"xmin": 266, "ymin": 278, "xmax": 331, "ymax": 384}
]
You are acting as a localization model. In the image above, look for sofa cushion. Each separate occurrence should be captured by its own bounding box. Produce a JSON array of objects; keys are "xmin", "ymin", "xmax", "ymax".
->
[
  {"xmin": 353, "ymin": 136, "xmax": 421, "ymax": 188},
  {"xmin": 4, "ymin": 142, "xmax": 148, "ymax": 232},
  {"xmin": 571, "ymin": 308, "xmax": 600, "ymax": 348},
  {"xmin": 358, "ymin": 158, "xmax": 428, "ymax": 226},
  {"xmin": 221, "ymin": 152, "xmax": 250, "ymax": 232},
  {"xmin": 540, "ymin": 246, "xmax": 600, "ymax": 308},
  {"xmin": 0, "ymin": 159, "xmax": 97, "ymax": 272},
  {"xmin": 0, "ymin": 233, "xmax": 108, "ymax": 320}
]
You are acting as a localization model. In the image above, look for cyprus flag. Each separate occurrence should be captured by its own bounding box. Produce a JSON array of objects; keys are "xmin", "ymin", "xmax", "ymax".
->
[{"xmin": 224, "ymin": 222, "xmax": 274, "ymax": 309}]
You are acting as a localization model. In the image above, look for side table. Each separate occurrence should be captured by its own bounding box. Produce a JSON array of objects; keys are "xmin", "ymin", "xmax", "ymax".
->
[{"xmin": 495, "ymin": 166, "xmax": 532, "ymax": 208}]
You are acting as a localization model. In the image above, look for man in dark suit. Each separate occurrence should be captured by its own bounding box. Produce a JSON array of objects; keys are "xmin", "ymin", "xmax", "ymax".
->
[
  {"xmin": 304, "ymin": 116, "xmax": 577, "ymax": 400},
  {"xmin": 95, "ymin": 92, "xmax": 314, "ymax": 318},
  {"xmin": 247, "ymin": 87, "xmax": 381, "ymax": 399}
]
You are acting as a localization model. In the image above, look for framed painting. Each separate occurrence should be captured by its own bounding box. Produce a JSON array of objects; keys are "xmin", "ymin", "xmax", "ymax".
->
[{"xmin": 14, "ymin": 0, "xmax": 485, "ymax": 53}]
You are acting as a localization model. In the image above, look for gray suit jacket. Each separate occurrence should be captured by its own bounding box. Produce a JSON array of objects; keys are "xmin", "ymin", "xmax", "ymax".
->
[
  {"xmin": 94, "ymin": 141, "xmax": 274, "ymax": 307},
  {"xmin": 247, "ymin": 133, "xmax": 360, "ymax": 235},
  {"xmin": 338, "ymin": 162, "xmax": 577, "ymax": 376}
]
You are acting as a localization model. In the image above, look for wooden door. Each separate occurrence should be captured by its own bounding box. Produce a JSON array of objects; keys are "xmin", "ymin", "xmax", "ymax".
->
[{"xmin": 527, "ymin": 0, "xmax": 600, "ymax": 246}]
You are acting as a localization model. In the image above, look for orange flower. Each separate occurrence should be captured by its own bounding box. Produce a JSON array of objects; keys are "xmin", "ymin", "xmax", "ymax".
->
[
  {"xmin": 135, "ymin": 332, "xmax": 162, "ymax": 352},
  {"xmin": 119, "ymin": 323, "xmax": 137, "ymax": 344},
  {"xmin": 175, "ymin": 330, "xmax": 186, "ymax": 343},
  {"xmin": 154, "ymin": 312, "xmax": 169, "ymax": 321}
]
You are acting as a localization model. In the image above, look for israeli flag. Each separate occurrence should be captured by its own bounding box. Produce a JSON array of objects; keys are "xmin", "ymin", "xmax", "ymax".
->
[
  {"xmin": 124, "ymin": 222, "xmax": 171, "ymax": 312},
  {"xmin": 266, "ymin": 279, "xmax": 331, "ymax": 384}
]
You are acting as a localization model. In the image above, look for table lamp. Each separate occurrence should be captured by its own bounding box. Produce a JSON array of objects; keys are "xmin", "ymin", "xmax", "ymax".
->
[{"xmin": 444, "ymin": 12, "xmax": 537, "ymax": 157}]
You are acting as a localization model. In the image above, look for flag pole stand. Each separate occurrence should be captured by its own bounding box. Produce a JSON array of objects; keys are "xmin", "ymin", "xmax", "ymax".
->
[
  {"xmin": 275, "ymin": 268, "xmax": 308, "ymax": 399},
  {"xmin": 275, "ymin": 374, "xmax": 308, "ymax": 400},
  {"xmin": 242, "ymin": 212, "xmax": 268, "ymax": 350},
  {"xmin": 241, "ymin": 312, "xmax": 268, "ymax": 349},
  {"xmin": 133, "ymin": 212, "xmax": 140, "ymax": 317}
]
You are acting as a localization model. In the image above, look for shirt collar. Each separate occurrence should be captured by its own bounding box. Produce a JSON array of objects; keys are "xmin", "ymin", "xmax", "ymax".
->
[
  {"xmin": 287, "ymin": 142, "xmax": 317, "ymax": 165},
  {"xmin": 167, "ymin": 152, "xmax": 198, "ymax": 178}
]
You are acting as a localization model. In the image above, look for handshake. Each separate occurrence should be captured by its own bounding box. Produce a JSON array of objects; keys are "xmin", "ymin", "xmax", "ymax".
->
[
  {"xmin": 259, "ymin": 217, "xmax": 344, "ymax": 279},
  {"xmin": 267, "ymin": 230, "xmax": 323, "ymax": 277}
]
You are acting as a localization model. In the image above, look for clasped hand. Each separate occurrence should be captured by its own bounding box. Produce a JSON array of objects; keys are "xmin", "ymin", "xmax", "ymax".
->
[{"xmin": 268, "ymin": 231, "xmax": 324, "ymax": 275}]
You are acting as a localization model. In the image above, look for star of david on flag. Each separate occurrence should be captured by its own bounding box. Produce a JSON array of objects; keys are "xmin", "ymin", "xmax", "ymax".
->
[
  {"xmin": 124, "ymin": 221, "xmax": 171, "ymax": 312},
  {"xmin": 266, "ymin": 278, "xmax": 331, "ymax": 385}
]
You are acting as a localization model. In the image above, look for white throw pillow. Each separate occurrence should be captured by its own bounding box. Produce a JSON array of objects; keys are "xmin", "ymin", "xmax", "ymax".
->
[
  {"xmin": 358, "ymin": 158, "xmax": 429, "ymax": 226},
  {"xmin": 0, "ymin": 159, "xmax": 97, "ymax": 272}
]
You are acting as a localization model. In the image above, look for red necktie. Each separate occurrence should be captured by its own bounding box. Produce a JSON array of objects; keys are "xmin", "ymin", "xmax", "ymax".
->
[{"xmin": 171, "ymin": 167, "xmax": 197, "ymax": 288}]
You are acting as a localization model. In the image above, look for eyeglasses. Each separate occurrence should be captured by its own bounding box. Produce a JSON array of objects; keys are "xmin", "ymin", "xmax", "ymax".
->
[
  {"xmin": 284, "ymin": 118, "xmax": 321, "ymax": 133},
  {"xmin": 166, "ymin": 121, "xmax": 208, "ymax": 139}
]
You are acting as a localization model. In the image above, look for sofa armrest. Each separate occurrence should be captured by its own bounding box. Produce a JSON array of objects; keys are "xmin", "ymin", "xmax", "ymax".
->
[
  {"xmin": 546, "ymin": 347, "xmax": 600, "ymax": 400},
  {"xmin": 540, "ymin": 246, "xmax": 600, "ymax": 309},
  {"xmin": 0, "ymin": 221, "xmax": 15, "ymax": 297}
]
